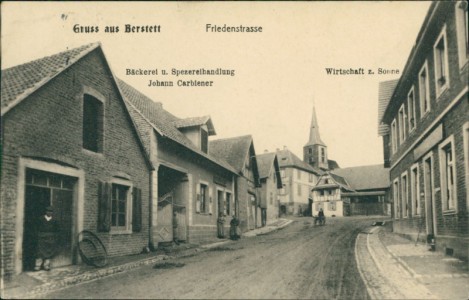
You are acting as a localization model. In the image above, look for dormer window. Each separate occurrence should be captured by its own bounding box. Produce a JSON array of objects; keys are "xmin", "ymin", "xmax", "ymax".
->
[{"xmin": 201, "ymin": 128, "xmax": 208, "ymax": 153}]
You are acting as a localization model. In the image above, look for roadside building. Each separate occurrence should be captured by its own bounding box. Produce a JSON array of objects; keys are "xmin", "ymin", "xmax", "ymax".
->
[
  {"xmin": 1, "ymin": 43, "xmax": 152, "ymax": 278},
  {"xmin": 311, "ymin": 173, "xmax": 355, "ymax": 217},
  {"xmin": 333, "ymin": 164, "xmax": 391, "ymax": 216},
  {"xmin": 378, "ymin": 1, "xmax": 468, "ymax": 259},
  {"xmin": 209, "ymin": 135, "xmax": 261, "ymax": 232},
  {"xmin": 256, "ymin": 152, "xmax": 283, "ymax": 226},
  {"xmin": 276, "ymin": 147, "xmax": 322, "ymax": 216},
  {"xmin": 118, "ymin": 79, "xmax": 238, "ymax": 245}
]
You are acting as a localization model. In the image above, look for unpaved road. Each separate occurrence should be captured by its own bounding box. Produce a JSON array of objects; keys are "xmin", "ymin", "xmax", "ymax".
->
[{"xmin": 44, "ymin": 216, "xmax": 382, "ymax": 299}]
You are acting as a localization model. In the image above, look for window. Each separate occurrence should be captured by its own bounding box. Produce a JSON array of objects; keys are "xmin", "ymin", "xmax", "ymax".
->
[
  {"xmin": 308, "ymin": 173, "xmax": 314, "ymax": 183},
  {"xmin": 398, "ymin": 105, "xmax": 406, "ymax": 144},
  {"xmin": 281, "ymin": 170, "xmax": 286, "ymax": 178},
  {"xmin": 297, "ymin": 169, "xmax": 301, "ymax": 180},
  {"xmin": 297, "ymin": 184, "xmax": 302, "ymax": 196},
  {"xmin": 391, "ymin": 119, "xmax": 398, "ymax": 154},
  {"xmin": 111, "ymin": 184, "xmax": 130, "ymax": 229},
  {"xmin": 83, "ymin": 95, "xmax": 104, "ymax": 152},
  {"xmin": 321, "ymin": 148, "xmax": 326, "ymax": 163},
  {"xmin": 455, "ymin": 1, "xmax": 469, "ymax": 68},
  {"xmin": 200, "ymin": 129, "xmax": 208, "ymax": 153},
  {"xmin": 439, "ymin": 137, "xmax": 457, "ymax": 212},
  {"xmin": 434, "ymin": 27, "xmax": 449, "ymax": 96},
  {"xmin": 329, "ymin": 201, "xmax": 336, "ymax": 211},
  {"xmin": 308, "ymin": 148, "xmax": 312, "ymax": 154},
  {"xmin": 320, "ymin": 190, "xmax": 325, "ymax": 196},
  {"xmin": 197, "ymin": 183, "xmax": 211, "ymax": 214},
  {"xmin": 393, "ymin": 179, "xmax": 400, "ymax": 219},
  {"xmin": 407, "ymin": 87, "xmax": 416, "ymax": 132},
  {"xmin": 401, "ymin": 172, "xmax": 408, "ymax": 218},
  {"xmin": 419, "ymin": 62, "xmax": 431, "ymax": 116},
  {"xmin": 410, "ymin": 164, "xmax": 420, "ymax": 216}
]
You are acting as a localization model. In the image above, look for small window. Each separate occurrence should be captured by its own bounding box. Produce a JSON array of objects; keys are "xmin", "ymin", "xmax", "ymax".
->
[
  {"xmin": 419, "ymin": 62, "xmax": 431, "ymax": 116},
  {"xmin": 308, "ymin": 148, "xmax": 312, "ymax": 154},
  {"xmin": 201, "ymin": 129, "xmax": 208, "ymax": 153},
  {"xmin": 439, "ymin": 137, "xmax": 457, "ymax": 212},
  {"xmin": 407, "ymin": 87, "xmax": 416, "ymax": 132},
  {"xmin": 329, "ymin": 201, "xmax": 336, "ymax": 211},
  {"xmin": 321, "ymin": 148, "xmax": 326, "ymax": 163},
  {"xmin": 398, "ymin": 105, "xmax": 406, "ymax": 144},
  {"xmin": 434, "ymin": 27, "xmax": 449, "ymax": 96},
  {"xmin": 83, "ymin": 95, "xmax": 104, "ymax": 153},
  {"xmin": 199, "ymin": 184, "xmax": 209, "ymax": 213},
  {"xmin": 391, "ymin": 119, "xmax": 398, "ymax": 153},
  {"xmin": 410, "ymin": 164, "xmax": 420, "ymax": 216},
  {"xmin": 401, "ymin": 173, "xmax": 409, "ymax": 218},
  {"xmin": 455, "ymin": 1, "xmax": 469, "ymax": 68},
  {"xmin": 393, "ymin": 179, "xmax": 400, "ymax": 219},
  {"xmin": 111, "ymin": 184, "xmax": 130, "ymax": 229},
  {"xmin": 308, "ymin": 173, "xmax": 313, "ymax": 183}
]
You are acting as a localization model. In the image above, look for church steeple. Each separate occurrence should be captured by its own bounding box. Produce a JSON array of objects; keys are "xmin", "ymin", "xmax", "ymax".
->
[
  {"xmin": 305, "ymin": 105, "xmax": 326, "ymax": 146},
  {"xmin": 304, "ymin": 104, "xmax": 329, "ymax": 170}
]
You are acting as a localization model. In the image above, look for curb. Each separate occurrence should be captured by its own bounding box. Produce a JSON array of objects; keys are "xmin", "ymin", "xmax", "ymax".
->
[
  {"xmin": 17, "ymin": 254, "xmax": 171, "ymax": 299},
  {"xmin": 243, "ymin": 219, "xmax": 293, "ymax": 237}
]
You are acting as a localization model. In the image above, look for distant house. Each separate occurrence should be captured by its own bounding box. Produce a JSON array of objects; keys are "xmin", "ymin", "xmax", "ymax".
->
[
  {"xmin": 333, "ymin": 164, "xmax": 391, "ymax": 216},
  {"xmin": 209, "ymin": 135, "xmax": 261, "ymax": 232},
  {"xmin": 276, "ymin": 147, "xmax": 322, "ymax": 216},
  {"xmin": 256, "ymin": 152, "xmax": 283, "ymax": 225},
  {"xmin": 118, "ymin": 79, "xmax": 238, "ymax": 246},
  {"xmin": 311, "ymin": 173, "xmax": 355, "ymax": 217},
  {"xmin": 378, "ymin": 2, "xmax": 468, "ymax": 260},
  {"xmin": 1, "ymin": 43, "xmax": 152, "ymax": 278}
]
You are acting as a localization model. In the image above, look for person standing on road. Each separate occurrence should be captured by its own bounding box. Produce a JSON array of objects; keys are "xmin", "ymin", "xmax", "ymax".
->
[
  {"xmin": 230, "ymin": 215, "xmax": 240, "ymax": 240},
  {"xmin": 217, "ymin": 212, "xmax": 225, "ymax": 238},
  {"xmin": 34, "ymin": 206, "xmax": 60, "ymax": 271},
  {"xmin": 318, "ymin": 208, "xmax": 325, "ymax": 225},
  {"xmin": 173, "ymin": 211, "xmax": 179, "ymax": 245}
]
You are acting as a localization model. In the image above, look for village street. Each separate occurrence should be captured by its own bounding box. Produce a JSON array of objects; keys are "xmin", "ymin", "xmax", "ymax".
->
[{"xmin": 42, "ymin": 216, "xmax": 380, "ymax": 299}]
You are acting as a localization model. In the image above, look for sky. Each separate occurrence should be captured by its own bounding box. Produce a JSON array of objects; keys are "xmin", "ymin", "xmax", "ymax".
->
[{"xmin": 1, "ymin": 1, "xmax": 432, "ymax": 168}]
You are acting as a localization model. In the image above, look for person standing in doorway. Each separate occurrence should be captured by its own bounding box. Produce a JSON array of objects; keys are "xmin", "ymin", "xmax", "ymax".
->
[{"xmin": 34, "ymin": 206, "xmax": 59, "ymax": 271}]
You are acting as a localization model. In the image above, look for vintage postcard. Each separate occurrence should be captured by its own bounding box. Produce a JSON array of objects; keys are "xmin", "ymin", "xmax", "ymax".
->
[{"xmin": 1, "ymin": 1, "xmax": 468, "ymax": 299}]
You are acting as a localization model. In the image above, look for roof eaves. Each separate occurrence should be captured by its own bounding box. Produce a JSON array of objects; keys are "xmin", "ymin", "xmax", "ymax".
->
[{"xmin": 1, "ymin": 43, "xmax": 101, "ymax": 116}]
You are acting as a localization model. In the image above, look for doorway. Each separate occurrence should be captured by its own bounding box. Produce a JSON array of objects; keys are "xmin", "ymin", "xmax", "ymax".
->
[{"xmin": 23, "ymin": 169, "xmax": 76, "ymax": 270}]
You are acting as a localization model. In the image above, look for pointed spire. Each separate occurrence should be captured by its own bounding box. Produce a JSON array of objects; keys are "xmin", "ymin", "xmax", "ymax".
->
[{"xmin": 305, "ymin": 104, "xmax": 326, "ymax": 146}]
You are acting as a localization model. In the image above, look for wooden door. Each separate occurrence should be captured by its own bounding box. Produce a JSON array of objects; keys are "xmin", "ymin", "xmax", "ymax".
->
[
  {"xmin": 156, "ymin": 198, "xmax": 173, "ymax": 243},
  {"xmin": 51, "ymin": 189, "xmax": 73, "ymax": 267}
]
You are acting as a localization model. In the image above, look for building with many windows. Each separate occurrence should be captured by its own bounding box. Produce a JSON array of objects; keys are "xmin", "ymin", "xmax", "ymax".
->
[
  {"xmin": 275, "ymin": 147, "xmax": 322, "ymax": 216},
  {"xmin": 378, "ymin": 1, "xmax": 468, "ymax": 259}
]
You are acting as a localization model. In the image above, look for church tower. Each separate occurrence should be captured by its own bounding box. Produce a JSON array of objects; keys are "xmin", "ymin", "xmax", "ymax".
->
[{"xmin": 304, "ymin": 105, "xmax": 329, "ymax": 170}]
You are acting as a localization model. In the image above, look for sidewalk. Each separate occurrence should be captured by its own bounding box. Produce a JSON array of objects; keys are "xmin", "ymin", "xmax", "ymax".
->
[
  {"xmin": 2, "ymin": 218, "xmax": 292, "ymax": 299},
  {"xmin": 357, "ymin": 223, "xmax": 469, "ymax": 299}
]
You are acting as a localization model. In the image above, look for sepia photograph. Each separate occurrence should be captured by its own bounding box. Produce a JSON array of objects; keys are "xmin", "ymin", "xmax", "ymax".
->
[{"xmin": 1, "ymin": 1, "xmax": 468, "ymax": 299}]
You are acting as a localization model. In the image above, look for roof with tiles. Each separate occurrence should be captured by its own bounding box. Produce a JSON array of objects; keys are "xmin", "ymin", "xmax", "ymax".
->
[
  {"xmin": 332, "ymin": 164, "xmax": 390, "ymax": 191},
  {"xmin": 276, "ymin": 148, "xmax": 323, "ymax": 175},
  {"xmin": 1, "ymin": 43, "xmax": 100, "ymax": 115},
  {"xmin": 256, "ymin": 152, "xmax": 277, "ymax": 179},
  {"xmin": 313, "ymin": 172, "xmax": 354, "ymax": 192},
  {"xmin": 378, "ymin": 79, "xmax": 399, "ymax": 136},
  {"xmin": 209, "ymin": 135, "xmax": 254, "ymax": 173},
  {"xmin": 116, "ymin": 78, "xmax": 238, "ymax": 174},
  {"xmin": 173, "ymin": 116, "xmax": 216, "ymax": 135}
]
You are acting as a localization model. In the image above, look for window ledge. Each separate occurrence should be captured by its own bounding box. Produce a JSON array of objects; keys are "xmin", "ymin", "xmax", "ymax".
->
[
  {"xmin": 197, "ymin": 212, "xmax": 212, "ymax": 216},
  {"xmin": 110, "ymin": 229, "xmax": 132, "ymax": 235},
  {"xmin": 82, "ymin": 148, "xmax": 104, "ymax": 157},
  {"xmin": 436, "ymin": 85, "xmax": 449, "ymax": 100}
]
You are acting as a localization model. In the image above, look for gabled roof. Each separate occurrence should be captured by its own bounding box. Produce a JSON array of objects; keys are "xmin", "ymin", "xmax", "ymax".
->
[
  {"xmin": 1, "ymin": 43, "xmax": 100, "ymax": 115},
  {"xmin": 256, "ymin": 152, "xmax": 277, "ymax": 179},
  {"xmin": 378, "ymin": 79, "xmax": 399, "ymax": 136},
  {"xmin": 117, "ymin": 78, "xmax": 237, "ymax": 174},
  {"xmin": 276, "ymin": 149, "xmax": 323, "ymax": 175},
  {"xmin": 332, "ymin": 164, "xmax": 390, "ymax": 191},
  {"xmin": 173, "ymin": 116, "xmax": 216, "ymax": 135},
  {"xmin": 209, "ymin": 135, "xmax": 254, "ymax": 173},
  {"xmin": 1, "ymin": 43, "xmax": 154, "ymax": 170},
  {"xmin": 313, "ymin": 172, "xmax": 354, "ymax": 192}
]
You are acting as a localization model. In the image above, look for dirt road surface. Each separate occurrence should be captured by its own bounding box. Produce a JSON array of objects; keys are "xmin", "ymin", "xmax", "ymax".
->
[{"xmin": 43, "ymin": 216, "xmax": 382, "ymax": 299}]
